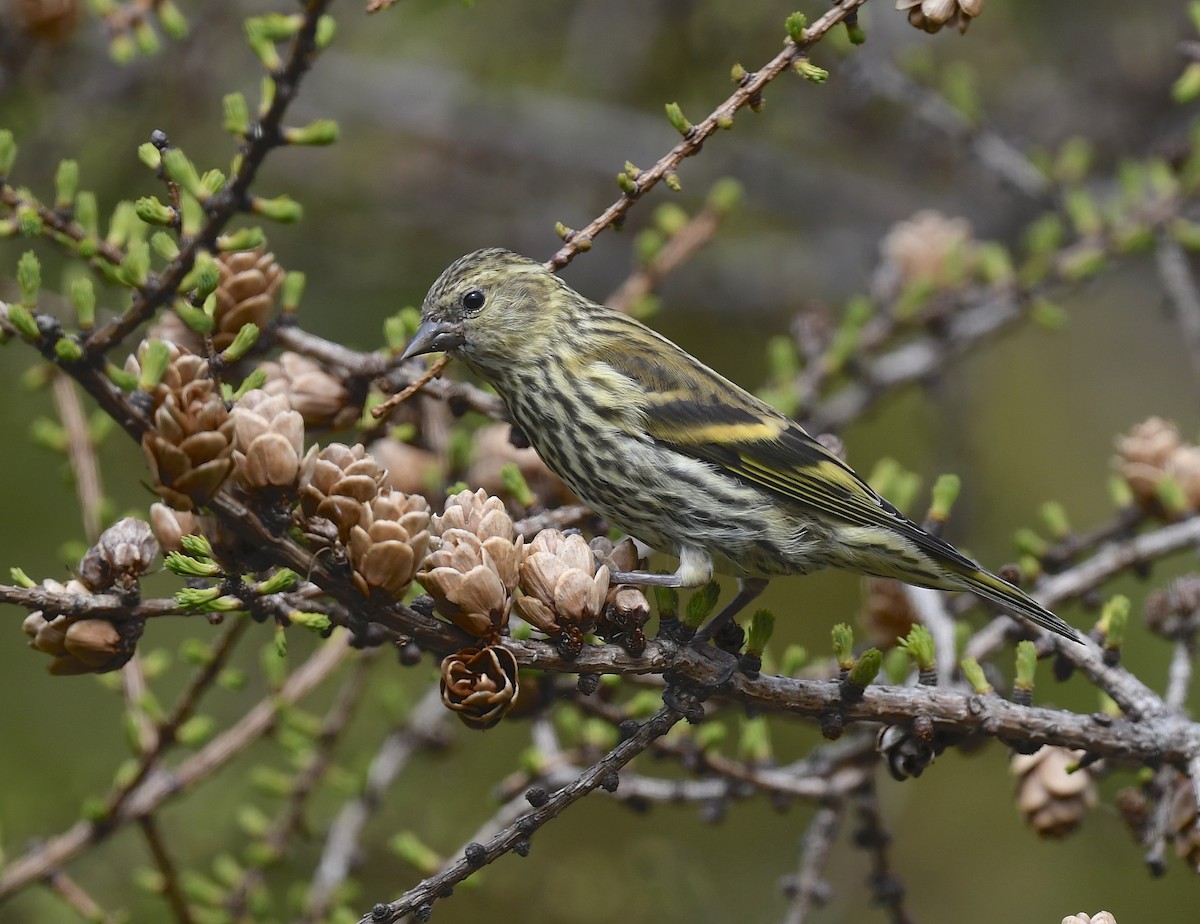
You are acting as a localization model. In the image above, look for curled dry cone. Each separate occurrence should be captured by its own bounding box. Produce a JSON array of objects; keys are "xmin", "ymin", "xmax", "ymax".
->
[
  {"xmin": 440, "ymin": 645, "xmax": 520, "ymax": 730},
  {"xmin": 78, "ymin": 517, "xmax": 159, "ymax": 593}
]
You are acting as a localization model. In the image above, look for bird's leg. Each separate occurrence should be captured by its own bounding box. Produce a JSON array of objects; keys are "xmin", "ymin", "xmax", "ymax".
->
[
  {"xmin": 607, "ymin": 544, "xmax": 713, "ymax": 588},
  {"xmin": 692, "ymin": 577, "xmax": 768, "ymax": 645}
]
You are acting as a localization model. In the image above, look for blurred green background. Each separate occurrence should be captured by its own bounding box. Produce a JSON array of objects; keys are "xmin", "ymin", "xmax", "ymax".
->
[{"xmin": 1, "ymin": 1, "xmax": 1198, "ymax": 921}]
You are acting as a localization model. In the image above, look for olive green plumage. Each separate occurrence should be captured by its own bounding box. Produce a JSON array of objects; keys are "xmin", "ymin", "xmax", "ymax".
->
[{"xmin": 403, "ymin": 247, "xmax": 1080, "ymax": 643}]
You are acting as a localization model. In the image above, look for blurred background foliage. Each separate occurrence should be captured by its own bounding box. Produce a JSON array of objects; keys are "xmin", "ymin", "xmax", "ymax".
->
[{"xmin": 0, "ymin": 0, "xmax": 1196, "ymax": 922}]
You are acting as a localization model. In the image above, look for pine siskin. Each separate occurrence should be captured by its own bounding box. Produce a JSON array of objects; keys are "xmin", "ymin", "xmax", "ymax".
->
[{"xmin": 402, "ymin": 248, "xmax": 1081, "ymax": 643}]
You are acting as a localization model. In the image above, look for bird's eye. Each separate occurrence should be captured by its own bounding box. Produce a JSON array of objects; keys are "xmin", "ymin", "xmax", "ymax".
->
[{"xmin": 461, "ymin": 289, "xmax": 486, "ymax": 313}]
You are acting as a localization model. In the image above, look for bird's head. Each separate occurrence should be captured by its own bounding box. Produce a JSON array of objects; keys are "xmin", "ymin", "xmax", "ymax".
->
[{"xmin": 402, "ymin": 248, "xmax": 570, "ymax": 378}]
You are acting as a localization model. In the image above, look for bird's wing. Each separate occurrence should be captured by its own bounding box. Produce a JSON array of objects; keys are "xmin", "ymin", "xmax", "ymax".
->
[{"xmin": 588, "ymin": 329, "xmax": 977, "ymax": 570}]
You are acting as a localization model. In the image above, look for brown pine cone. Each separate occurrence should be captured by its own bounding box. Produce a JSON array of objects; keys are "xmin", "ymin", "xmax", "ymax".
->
[
  {"xmin": 440, "ymin": 645, "xmax": 520, "ymax": 730},
  {"xmin": 1011, "ymin": 747, "xmax": 1096, "ymax": 838},
  {"xmin": 298, "ymin": 443, "xmax": 387, "ymax": 541},
  {"xmin": 348, "ymin": 489, "xmax": 432, "ymax": 601}
]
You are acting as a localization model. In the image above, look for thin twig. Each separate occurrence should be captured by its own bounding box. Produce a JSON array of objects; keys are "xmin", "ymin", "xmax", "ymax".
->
[
  {"xmin": 301, "ymin": 683, "xmax": 451, "ymax": 924},
  {"xmin": 82, "ymin": 0, "xmax": 337, "ymax": 355},
  {"xmin": 1156, "ymin": 231, "xmax": 1200, "ymax": 396},
  {"xmin": 0, "ymin": 629, "xmax": 347, "ymax": 899},
  {"xmin": 361, "ymin": 704, "xmax": 683, "ymax": 922},
  {"xmin": 139, "ymin": 815, "xmax": 196, "ymax": 924},
  {"xmin": 544, "ymin": 0, "xmax": 871, "ymax": 270},
  {"xmin": 50, "ymin": 370, "xmax": 104, "ymax": 542},
  {"xmin": 604, "ymin": 205, "xmax": 721, "ymax": 313},
  {"xmin": 780, "ymin": 804, "xmax": 843, "ymax": 924},
  {"xmin": 370, "ymin": 354, "xmax": 451, "ymax": 421},
  {"xmin": 43, "ymin": 870, "xmax": 119, "ymax": 924},
  {"xmin": 227, "ymin": 652, "xmax": 375, "ymax": 921}
]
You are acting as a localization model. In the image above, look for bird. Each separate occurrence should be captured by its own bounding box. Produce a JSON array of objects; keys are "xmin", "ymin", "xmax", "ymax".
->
[{"xmin": 401, "ymin": 247, "xmax": 1081, "ymax": 644}]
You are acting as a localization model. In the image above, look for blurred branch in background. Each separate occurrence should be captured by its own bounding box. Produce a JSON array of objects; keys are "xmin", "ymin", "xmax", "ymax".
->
[{"xmin": 0, "ymin": 2, "xmax": 1198, "ymax": 924}]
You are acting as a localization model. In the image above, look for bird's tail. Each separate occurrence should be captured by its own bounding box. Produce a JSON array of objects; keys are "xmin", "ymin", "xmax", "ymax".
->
[{"xmin": 946, "ymin": 563, "xmax": 1082, "ymax": 643}]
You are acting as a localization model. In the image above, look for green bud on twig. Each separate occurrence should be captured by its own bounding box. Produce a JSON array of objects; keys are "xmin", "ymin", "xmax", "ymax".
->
[
  {"xmin": 499, "ymin": 463, "xmax": 535, "ymax": 507},
  {"xmin": 846, "ymin": 20, "xmax": 866, "ymax": 44},
  {"xmin": 150, "ymin": 231, "xmax": 180, "ymax": 260},
  {"xmin": 1013, "ymin": 527, "xmax": 1049, "ymax": 560},
  {"xmin": 137, "ymin": 142, "xmax": 162, "ymax": 171},
  {"xmin": 745, "ymin": 608, "xmax": 775, "ymax": 656},
  {"xmin": 283, "ymin": 120, "xmax": 340, "ymax": 146},
  {"xmin": 848, "ymin": 646, "xmax": 882, "ymax": 688},
  {"xmin": 157, "ymin": 0, "xmax": 189, "ymax": 39},
  {"xmin": 1098, "ymin": 595, "xmax": 1129, "ymax": 651},
  {"xmin": 220, "ymin": 323, "xmax": 260, "ymax": 363},
  {"xmin": 16, "ymin": 203, "xmax": 43, "ymax": 238},
  {"xmin": 684, "ymin": 580, "xmax": 721, "ymax": 628},
  {"xmin": 70, "ymin": 276, "xmax": 95, "ymax": 329},
  {"xmin": 929, "ymin": 474, "xmax": 960, "ymax": 523},
  {"xmin": 664, "ymin": 102, "xmax": 692, "ymax": 137},
  {"xmin": 161, "ymin": 148, "xmax": 205, "ymax": 199},
  {"xmin": 255, "ymin": 568, "xmax": 299, "ymax": 595},
  {"xmin": 135, "ymin": 196, "xmax": 177, "ymax": 227},
  {"xmin": 223, "ymin": 93, "xmax": 250, "ymax": 136},
  {"xmin": 1029, "ymin": 298, "xmax": 1067, "ymax": 331},
  {"xmin": 119, "ymin": 241, "xmax": 151, "ymax": 287},
  {"xmin": 616, "ymin": 171, "xmax": 638, "ymax": 196},
  {"xmin": 1039, "ymin": 501, "xmax": 1071, "ymax": 541},
  {"xmin": 54, "ymin": 160, "xmax": 79, "ymax": 210},
  {"xmin": 390, "ymin": 831, "xmax": 441, "ymax": 876},
  {"xmin": 780, "ymin": 643, "xmax": 807, "ymax": 676},
  {"xmin": 899, "ymin": 625, "xmax": 935, "ymax": 672},
  {"xmin": 1156, "ymin": 474, "xmax": 1190, "ymax": 518},
  {"xmin": 793, "ymin": 59, "xmax": 828, "ymax": 84},
  {"xmin": 0, "ymin": 130, "xmax": 16, "ymax": 177},
  {"xmin": 664, "ymin": 171, "xmax": 682, "ymax": 191},
  {"xmin": 251, "ymin": 195, "xmax": 303, "ymax": 223},
  {"xmin": 1013, "ymin": 640, "xmax": 1037, "ymax": 694},
  {"xmin": 281, "ymin": 271, "xmax": 305, "ymax": 313},
  {"xmin": 737, "ymin": 715, "xmax": 772, "ymax": 763},
  {"xmin": 105, "ymin": 363, "xmax": 138, "ymax": 391},
  {"xmin": 164, "ymin": 551, "xmax": 222, "ymax": 578},
  {"xmin": 832, "ymin": 622, "xmax": 855, "ymax": 670},
  {"xmin": 784, "ymin": 11, "xmax": 807, "ymax": 43},
  {"xmin": 1174, "ymin": 62, "xmax": 1200, "ymax": 104},
  {"xmin": 180, "ymin": 252, "xmax": 220, "ymax": 298},
  {"xmin": 217, "ymin": 228, "xmax": 267, "ymax": 252},
  {"xmin": 137, "ymin": 339, "xmax": 171, "ymax": 390},
  {"xmin": 54, "ymin": 338, "xmax": 83, "ymax": 362},
  {"xmin": 75, "ymin": 191, "xmax": 98, "ymax": 236},
  {"xmin": 232, "ymin": 369, "xmax": 266, "ymax": 400},
  {"xmin": 17, "ymin": 251, "xmax": 40, "ymax": 306},
  {"xmin": 960, "ymin": 657, "xmax": 993, "ymax": 695},
  {"xmin": 653, "ymin": 585, "xmax": 678, "ymax": 619},
  {"xmin": 316, "ymin": 15, "xmax": 337, "ymax": 48},
  {"xmin": 10, "ymin": 566, "xmax": 36, "ymax": 588}
]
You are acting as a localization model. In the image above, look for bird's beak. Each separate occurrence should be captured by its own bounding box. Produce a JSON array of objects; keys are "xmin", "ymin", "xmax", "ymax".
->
[{"xmin": 400, "ymin": 318, "xmax": 465, "ymax": 362}]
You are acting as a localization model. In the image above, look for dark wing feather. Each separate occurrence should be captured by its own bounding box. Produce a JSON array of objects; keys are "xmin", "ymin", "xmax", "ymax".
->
[{"xmin": 590, "ymin": 324, "xmax": 976, "ymax": 570}]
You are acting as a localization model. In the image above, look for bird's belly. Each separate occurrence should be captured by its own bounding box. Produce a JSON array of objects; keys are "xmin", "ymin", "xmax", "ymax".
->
[{"xmin": 506, "ymin": 398, "xmax": 828, "ymax": 576}]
